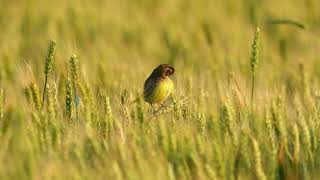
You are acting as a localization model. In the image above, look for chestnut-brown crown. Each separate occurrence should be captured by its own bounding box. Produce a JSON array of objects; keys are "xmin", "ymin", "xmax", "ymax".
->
[{"xmin": 152, "ymin": 64, "xmax": 174, "ymax": 78}]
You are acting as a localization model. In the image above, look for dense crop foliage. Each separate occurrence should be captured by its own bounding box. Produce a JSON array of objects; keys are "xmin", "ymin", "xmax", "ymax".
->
[{"xmin": 0, "ymin": 0, "xmax": 320, "ymax": 179}]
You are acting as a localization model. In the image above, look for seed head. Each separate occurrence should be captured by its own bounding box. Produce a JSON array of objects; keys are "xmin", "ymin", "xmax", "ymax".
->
[
  {"xmin": 252, "ymin": 137, "xmax": 267, "ymax": 180},
  {"xmin": 69, "ymin": 54, "xmax": 80, "ymax": 83},
  {"xmin": 30, "ymin": 82, "xmax": 41, "ymax": 111},
  {"xmin": 250, "ymin": 28, "xmax": 260, "ymax": 76},
  {"xmin": 44, "ymin": 40, "xmax": 56, "ymax": 76}
]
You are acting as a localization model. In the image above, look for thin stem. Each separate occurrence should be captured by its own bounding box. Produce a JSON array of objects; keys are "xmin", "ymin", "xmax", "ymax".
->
[
  {"xmin": 73, "ymin": 83, "xmax": 79, "ymax": 123},
  {"xmin": 251, "ymin": 74, "xmax": 255, "ymax": 105},
  {"xmin": 41, "ymin": 76, "xmax": 48, "ymax": 109}
]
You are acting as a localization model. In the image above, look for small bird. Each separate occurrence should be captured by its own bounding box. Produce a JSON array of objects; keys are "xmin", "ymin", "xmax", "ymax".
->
[{"xmin": 144, "ymin": 64, "xmax": 174, "ymax": 107}]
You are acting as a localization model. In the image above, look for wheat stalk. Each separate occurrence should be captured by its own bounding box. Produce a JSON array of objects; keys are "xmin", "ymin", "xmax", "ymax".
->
[
  {"xmin": 251, "ymin": 137, "xmax": 267, "ymax": 180},
  {"xmin": 65, "ymin": 77, "xmax": 73, "ymax": 120},
  {"xmin": 69, "ymin": 54, "xmax": 80, "ymax": 121},
  {"xmin": 250, "ymin": 27, "xmax": 260, "ymax": 104},
  {"xmin": 42, "ymin": 40, "xmax": 56, "ymax": 108},
  {"xmin": 30, "ymin": 82, "xmax": 41, "ymax": 111}
]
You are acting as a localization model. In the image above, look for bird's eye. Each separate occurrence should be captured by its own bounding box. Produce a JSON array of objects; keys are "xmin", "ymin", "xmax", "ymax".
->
[{"xmin": 166, "ymin": 68, "xmax": 174, "ymax": 75}]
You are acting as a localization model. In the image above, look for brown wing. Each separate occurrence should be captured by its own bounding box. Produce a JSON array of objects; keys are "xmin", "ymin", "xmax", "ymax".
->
[{"xmin": 144, "ymin": 77, "xmax": 157, "ymax": 99}]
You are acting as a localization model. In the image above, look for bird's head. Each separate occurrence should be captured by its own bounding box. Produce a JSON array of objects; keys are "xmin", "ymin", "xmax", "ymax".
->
[{"xmin": 154, "ymin": 64, "xmax": 174, "ymax": 78}]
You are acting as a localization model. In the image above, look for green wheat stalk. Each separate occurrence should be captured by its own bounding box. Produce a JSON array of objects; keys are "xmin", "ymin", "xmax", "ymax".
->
[
  {"xmin": 292, "ymin": 123, "xmax": 300, "ymax": 165},
  {"xmin": 24, "ymin": 86, "xmax": 34, "ymax": 106},
  {"xmin": 30, "ymin": 82, "xmax": 41, "ymax": 111},
  {"xmin": 265, "ymin": 109, "xmax": 276, "ymax": 155},
  {"xmin": 251, "ymin": 137, "xmax": 267, "ymax": 180},
  {"xmin": 220, "ymin": 103, "xmax": 237, "ymax": 143},
  {"xmin": 52, "ymin": 82, "xmax": 58, "ymax": 116},
  {"xmin": 250, "ymin": 27, "xmax": 260, "ymax": 104},
  {"xmin": 46, "ymin": 84, "xmax": 56, "ymax": 120},
  {"xmin": 103, "ymin": 95, "xmax": 113, "ymax": 135},
  {"xmin": 298, "ymin": 106, "xmax": 312, "ymax": 160},
  {"xmin": 69, "ymin": 54, "xmax": 80, "ymax": 121},
  {"xmin": 42, "ymin": 40, "xmax": 56, "ymax": 108},
  {"xmin": 271, "ymin": 96, "xmax": 287, "ymax": 144},
  {"xmin": 66, "ymin": 77, "xmax": 73, "ymax": 120}
]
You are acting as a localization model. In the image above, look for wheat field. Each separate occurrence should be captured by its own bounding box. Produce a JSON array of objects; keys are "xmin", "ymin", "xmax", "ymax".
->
[{"xmin": 0, "ymin": 0, "xmax": 320, "ymax": 179}]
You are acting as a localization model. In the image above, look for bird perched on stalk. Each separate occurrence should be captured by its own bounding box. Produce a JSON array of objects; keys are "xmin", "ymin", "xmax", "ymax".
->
[{"xmin": 144, "ymin": 64, "xmax": 174, "ymax": 108}]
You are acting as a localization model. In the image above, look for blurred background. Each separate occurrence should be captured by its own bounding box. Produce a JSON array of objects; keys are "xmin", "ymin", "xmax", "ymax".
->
[
  {"xmin": 0, "ymin": 0, "xmax": 320, "ymax": 100},
  {"xmin": 0, "ymin": 0, "xmax": 319, "ymax": 105}
]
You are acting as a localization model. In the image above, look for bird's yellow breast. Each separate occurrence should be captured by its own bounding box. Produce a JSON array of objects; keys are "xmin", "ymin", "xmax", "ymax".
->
[{"xmin": 144, "ymin": 77, "xmax": 174, "ymax": 104}]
